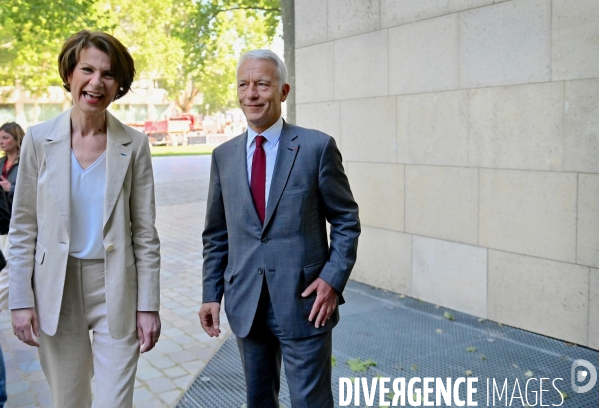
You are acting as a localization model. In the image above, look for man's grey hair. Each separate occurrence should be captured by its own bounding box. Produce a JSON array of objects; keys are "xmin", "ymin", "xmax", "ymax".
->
[{"xmin": 237, "ymin": 49, "xmax": 288, "ymax": 90}]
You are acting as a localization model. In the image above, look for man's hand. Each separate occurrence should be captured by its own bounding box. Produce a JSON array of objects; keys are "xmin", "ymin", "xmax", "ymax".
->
[
  {"xmin": 199, "ymin": 302, "xmax": 221, "ymax": 337},
  {"xmin": 301, "ymin": 277, "xmax": 338, "ymax": 329},
  {"xmin": 0, "ymin": 176, "xmax": 10, "ymax": 192},
  {"xmin": 11, "ymin": 308, "xmax": 40, "ymax": 347},
  {"xmin": 137, "ymin": 311, "xmax": 161, "ymax": 353}
]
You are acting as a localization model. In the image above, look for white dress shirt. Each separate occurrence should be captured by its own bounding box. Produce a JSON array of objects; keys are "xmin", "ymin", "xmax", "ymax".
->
[{"xmin": 246, "ymin": 117, "xmax": 283, "ymax": 208}]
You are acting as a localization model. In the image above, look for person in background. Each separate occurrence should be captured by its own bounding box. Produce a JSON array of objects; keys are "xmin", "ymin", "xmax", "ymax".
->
[
  {"xmin": 0, "ymin": 122, "xmax": 23, "ymax": 311},
  {"xmin": 0, "ymin": 122, "xmax": 24, "ymax": 213},
  {"xmin": 0, "ymin": 181, "xmax": 9, "ymax": 408},
  {"xmin": 0, "ymin": 343, "xmax": 6, "ymax": 408},
  {"xmin": 8, "ymin": 30, "xmax": 161, "ymax": 408}
]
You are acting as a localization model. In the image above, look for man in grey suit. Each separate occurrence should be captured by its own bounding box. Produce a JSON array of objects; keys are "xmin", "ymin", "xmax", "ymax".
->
[{"xmin": 199, "ymin": 49, "xmax": 360, "ymax": 407}]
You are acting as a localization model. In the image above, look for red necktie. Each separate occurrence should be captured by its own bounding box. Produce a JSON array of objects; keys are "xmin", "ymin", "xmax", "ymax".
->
[{"xmin": 250, "ymin": 135, "xmax": 266, "ymax": 224}]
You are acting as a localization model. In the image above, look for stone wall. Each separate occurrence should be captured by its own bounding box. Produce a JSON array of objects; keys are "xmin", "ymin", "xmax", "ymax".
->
[{"xmin": 295, "ymin": 0, "xmax": 599, "ymax": 349}]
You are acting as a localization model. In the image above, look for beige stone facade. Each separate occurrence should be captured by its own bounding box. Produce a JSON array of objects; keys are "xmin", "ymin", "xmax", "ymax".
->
[{"xmin": 296, "ymin": 0, "xmax": 599, "ymax": 349}]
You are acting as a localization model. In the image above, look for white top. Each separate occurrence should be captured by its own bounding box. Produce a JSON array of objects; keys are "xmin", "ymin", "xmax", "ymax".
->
[
  {"xmin": 69, "ymin": 150, "xmax": 106, "ymax": 259},
  {"xmin": 246, "ymin": 117, "xmax": 283, "ymax": 207}
]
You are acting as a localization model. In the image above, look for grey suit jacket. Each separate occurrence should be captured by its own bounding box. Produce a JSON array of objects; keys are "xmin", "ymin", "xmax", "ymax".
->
[
  {"xmin": 202, "ymin": 122, "xmax": 360, "ymax": 339},
  {"xmin": 8, "ymin": 108, "xmax": 160, "ymax": 339}
]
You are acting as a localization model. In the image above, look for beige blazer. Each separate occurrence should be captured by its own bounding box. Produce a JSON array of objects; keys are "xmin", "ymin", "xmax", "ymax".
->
[{"xmin": 8, "ymin": 108, "xmax": 160, "ymax": 339}]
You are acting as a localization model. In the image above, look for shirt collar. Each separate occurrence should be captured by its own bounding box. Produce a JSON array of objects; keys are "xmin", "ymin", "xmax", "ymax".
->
[{"xmin": 247, "ymin": 117, "xmax": 284, "ymax": 149}]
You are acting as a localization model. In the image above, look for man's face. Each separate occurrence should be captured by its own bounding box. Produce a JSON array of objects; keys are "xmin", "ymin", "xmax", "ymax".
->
[{"xmin": 237, "ymin": 58, "xmax": 290, "ymax": 133}]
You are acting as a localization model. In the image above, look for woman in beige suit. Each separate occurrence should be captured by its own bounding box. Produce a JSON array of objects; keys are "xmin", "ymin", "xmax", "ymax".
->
[{"xmin": 8, "ymin": 30, "xmax": 161, "ymax": 408}]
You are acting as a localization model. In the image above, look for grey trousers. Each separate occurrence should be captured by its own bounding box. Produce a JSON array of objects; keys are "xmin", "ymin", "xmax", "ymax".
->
[
  {"xmin": 38, "ymin": 257, "xmax": 139, "ymax": 408},
  {"xmin": 236, "ymin": 283, "xmax": 334, "ymax": 408}
]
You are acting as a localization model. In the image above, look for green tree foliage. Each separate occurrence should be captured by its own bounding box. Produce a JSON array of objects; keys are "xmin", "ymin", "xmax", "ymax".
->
[
  {"xmin": 0, "ymin": 0, "xmax": 281, "ymax": 112},
  {"xmin": 172, "ymin": 0, "xmax": 280, "ymax": 112},
  {"xmin": 107, "ymin": 0, "xmax": 184, "ymax": 87},
  {"xmin": 0, "ymin": 0, "xmax": 113, "ymax": 92}
]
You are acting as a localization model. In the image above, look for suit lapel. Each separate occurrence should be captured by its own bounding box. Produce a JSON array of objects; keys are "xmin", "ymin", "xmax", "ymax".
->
[
  {"xmin": 264, "ymin": 123, "xmax": 299, "ymax": 228},
  {"xmin": 104, "ymin": 111, "xmax": 132, "ymax": 229},
  {"xmin": 235, "ymin": 132, "xmax": 262, "ymax": 228},
  {"xmin": 42, "ymin": 109, "xmax": 73, "ymax": 236}
]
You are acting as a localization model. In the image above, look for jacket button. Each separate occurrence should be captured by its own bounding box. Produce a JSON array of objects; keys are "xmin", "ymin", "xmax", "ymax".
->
[
  {"xmin": 261, "ymin": 238, "xmax": 270, "ymax": 243},
  {"xmin": 258, "ymin": 268, "xmax": 264, "ymax": 274},
  {"xmin": 106, "ymin": 244, "xmax": 115, "ymax": 252}
]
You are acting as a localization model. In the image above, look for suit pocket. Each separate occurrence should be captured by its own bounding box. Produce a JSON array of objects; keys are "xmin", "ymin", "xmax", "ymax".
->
[
  {"xmin": 125, "ymin": 245, "xmax": 135, "ymax": 267},
  {"xmin": 126, "ymin": 262, "xmax": 138, "ymax": 284},
  {"xmin": 34, "ymin": 242, "xmax": 46, "ymax": 264},
  {"xmin": 224, "ymin": 265, "xmax": 236, "ymax": 283},
  {"xmin": 303, "ymin": 260, "xmax": 326, "ymax": 284},
  {"xmin": 283, "ymin": 181, "xmax": 313, "ymax": 196}
]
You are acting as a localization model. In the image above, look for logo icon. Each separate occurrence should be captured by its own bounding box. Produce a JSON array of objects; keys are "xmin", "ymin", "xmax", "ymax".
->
[{"xmin": 571, "ymin": 359, "xmax": 597, "ymax": 393}]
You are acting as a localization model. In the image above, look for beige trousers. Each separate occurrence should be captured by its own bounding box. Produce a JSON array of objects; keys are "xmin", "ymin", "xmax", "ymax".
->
[
  {"xmin": 38, "ymin": 257, "xmax": 139, "ymax": 408},
  {"xmin": 0, "ymin": 234, "xmax": 9, "ymax": 311}
]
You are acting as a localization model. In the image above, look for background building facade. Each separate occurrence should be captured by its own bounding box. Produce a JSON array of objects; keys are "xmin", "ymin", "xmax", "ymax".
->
[
  {"xmin": 295, "ymin": 0, "xmax": 599, "ymax": 349},
  {"xmin": 0, "ymin": 81, "xmax": 172, "ymax": 129}
]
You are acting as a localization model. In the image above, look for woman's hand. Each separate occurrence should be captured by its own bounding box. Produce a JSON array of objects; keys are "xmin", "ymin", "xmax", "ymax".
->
[
  {"xmin": 0, "ymin": 176, "xmax": 10, "ymax": 192},
  {"xmin": 137, "ymin": 311, "xmax": 161, "ymax": 353},
  {"xmin": 11, "ymin": 308, "xmax": 40, "ymax": 347}
]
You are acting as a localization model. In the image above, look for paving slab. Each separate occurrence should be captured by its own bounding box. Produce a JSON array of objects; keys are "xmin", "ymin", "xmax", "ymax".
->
[
  {"xmin": 0, "ymin": 155, "xmax": 228, "ymax": 408},
  {"xmin": 2, "ymin": 154, "xmax": 598, "ymax": 408}
]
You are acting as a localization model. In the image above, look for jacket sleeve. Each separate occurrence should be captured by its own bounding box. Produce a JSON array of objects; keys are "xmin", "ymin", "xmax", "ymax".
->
[
  {"xmin": 8, "ymin": 129, "xmax": 39, "ymax": 309},
  {"xmin": 130, "ymin": 137, "xmax": 161, "ymax": 311},
  {"xmin": 316, "ymin": 136, "xmax": 361, "ymax": 294},
  {"xmin": 201, "ymin": 150, "xmax": 228, "ymax": 304}
]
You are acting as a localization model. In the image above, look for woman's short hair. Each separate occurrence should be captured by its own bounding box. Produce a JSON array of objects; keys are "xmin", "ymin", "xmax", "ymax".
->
[
  {"xmin": 58, "ymin": 30, "xmax": 135, "ymax": 100},
  {"xmin": 0, "ymin": 122, "xmax": 25, "ymax": 150},
  {"xmin": 237, "ymin": 50, "xmax": 288, "ymax": 91}
]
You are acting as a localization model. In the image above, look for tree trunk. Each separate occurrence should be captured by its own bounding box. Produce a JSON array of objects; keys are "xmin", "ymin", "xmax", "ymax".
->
[{"xmin": 280, "ymin": 0, "xmax": 295, "ymax": 124}]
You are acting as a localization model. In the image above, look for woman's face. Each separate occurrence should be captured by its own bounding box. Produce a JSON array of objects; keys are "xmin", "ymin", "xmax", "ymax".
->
[
  {"xmin": 68, "ymin": 46, "xmax": 119, "ymax": 117},
  {"xmin": 0, "ymin": 130, "xmax": 17, "ymax": 154}
]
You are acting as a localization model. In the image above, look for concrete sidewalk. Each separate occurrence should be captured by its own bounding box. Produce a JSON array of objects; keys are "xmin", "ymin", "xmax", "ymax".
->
[
  {"xmin": 0, "ymin": 155, "xmax": 230, "ymax": 407},
  {"xmin": 1, "ymin": 155, "xmax": 598, "ymax": 408}
]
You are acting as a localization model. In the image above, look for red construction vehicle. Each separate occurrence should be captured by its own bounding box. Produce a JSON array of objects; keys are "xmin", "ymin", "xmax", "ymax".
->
[{"xmin": 144, "ymin": 114, "xmax": 203, "ymax": 146}]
